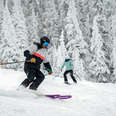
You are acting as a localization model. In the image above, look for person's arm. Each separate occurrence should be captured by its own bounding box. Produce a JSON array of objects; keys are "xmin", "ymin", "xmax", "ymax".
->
[
  {"xmin": 44, "ymin": 62, "xmax": 52, "ymax": 74},
  {"xmin": 33, "ymin": 42, "xmax": 42, "ymax": 49},
  {"xmin": 43, "ymin": 49, "xmax": 52, "ymax": 74},
  {"xmin": 61, "ymin": 62, "xmax": 65, "ymax": 71},
  {"xmin": 24, "ymin": 50, "xmax": 32, "ymax": 60},
  {"xmin": 24, "ymin": 43, "xmax": 40, "ymax": 63}
]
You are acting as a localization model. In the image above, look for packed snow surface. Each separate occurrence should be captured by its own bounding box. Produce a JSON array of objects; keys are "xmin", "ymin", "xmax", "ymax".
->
[{"xmin": 0, "ymin": 69, "xmax": 116, "ymax": 116}]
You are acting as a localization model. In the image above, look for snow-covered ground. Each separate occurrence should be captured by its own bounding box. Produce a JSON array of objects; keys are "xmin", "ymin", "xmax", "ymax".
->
[{"xmin": 0, "ymin": 69, "xmax": 116, "ymax": 116}]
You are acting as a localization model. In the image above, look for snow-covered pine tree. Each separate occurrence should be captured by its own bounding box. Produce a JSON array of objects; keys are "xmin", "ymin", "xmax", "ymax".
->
[
  {"xmin": 9, "ymin": 0, "xmax": 28, "ymax": 69},
  {"xmin": 53, "ymin": 29, "xmax": 67, "ymax": 76},
  {"xmin": 11, "ymin": 0, "xmax": 28, "ymax": 47},
  {"xmin": 0, "ymin": 0, "xmax": 116, "ymax": 83},
  {"xmin": 0, "ymin": 8, "xmax": 3, "ymax": 47},
  {"xmin": 111, "ymin": 14, "xmax": 116, "ymax": 82},
  {"xmin": 90, "ymin": 15, "xmax": 110, "ymax": 82},
  {"xmin": 0, "ymin": 0, "xmax": 4, "ymax": 49},
  {"xmin": 40, "ymin": 0, "xmax": 61, "ymax": 41},
  {"xmin": 63, "ymin": 0, "xmax": 86, "ymax": 80},
  {"xmin": 95, "ymin": 0, "xmax": 114, "ymax": 82},
  {"xmin": 73, "ymin": 0, "xmax": 96, "ymax": 80},
  {"xmin": 26, "ymin": 8, "xmax": 39, "ymax": 44},
  {"xmin": 0, "ymin": 2, "xmax": 19, "ymax": 69}
]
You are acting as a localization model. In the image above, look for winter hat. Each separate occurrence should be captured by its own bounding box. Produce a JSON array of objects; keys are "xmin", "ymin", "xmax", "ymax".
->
[
  {"xmin": 40, "ymin": 36, "xmax": 50, "ymax": 45},
  {"xmin": 65, "ymin": 56, "xmax": 71, "ymax": 60}
]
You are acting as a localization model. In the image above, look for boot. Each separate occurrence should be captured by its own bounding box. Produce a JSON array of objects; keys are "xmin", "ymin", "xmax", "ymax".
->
[
  {"xmin": 73, "ymin": 79, "xmax": 77, "ymax": 83},
  {"xmin": 64, "ymin": 81, "xmax": 70, "ymax": 85}
]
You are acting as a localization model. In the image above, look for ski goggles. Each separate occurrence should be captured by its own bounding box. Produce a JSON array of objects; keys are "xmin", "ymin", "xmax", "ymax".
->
[{"xmin": 43, "ymin": 42, "xmax": 49, "ymax": 46}]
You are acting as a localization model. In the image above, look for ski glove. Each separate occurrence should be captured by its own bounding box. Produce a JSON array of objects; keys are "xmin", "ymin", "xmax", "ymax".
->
[
  {"xmin": 30, "ymin": 58, "xmax": 36, "ymax": 63},
  {"xmin": 48, "ymin": 71, "xmax": 52, "ymax": 75}
]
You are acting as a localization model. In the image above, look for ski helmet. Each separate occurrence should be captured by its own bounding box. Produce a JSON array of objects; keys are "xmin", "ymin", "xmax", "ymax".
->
[{"xmin": 40, "ymin": 36, "xmax": 50, "ymax": 45}]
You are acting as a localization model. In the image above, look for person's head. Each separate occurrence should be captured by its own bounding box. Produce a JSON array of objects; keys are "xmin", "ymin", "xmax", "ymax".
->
[
  {"xmin": 40, "ymin": 36, "xmax": 50, "ymax": 48},
  {"xmin": 65, "ymin": 56, "xmax": 71, "ymax": 62}
]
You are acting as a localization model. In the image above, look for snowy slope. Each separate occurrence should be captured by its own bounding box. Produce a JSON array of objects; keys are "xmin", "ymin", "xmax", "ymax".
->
[{"xmin": 0, "ymin": 69, "xmax": 116, "ymax": 116}]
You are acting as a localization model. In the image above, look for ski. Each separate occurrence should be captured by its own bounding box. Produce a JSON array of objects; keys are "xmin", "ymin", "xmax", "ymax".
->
[
  {"xmin": 45, "ymin": 94, "xmax": 72, "ymax": 99},
  {"xmin": 33, "ymin": 92, "xmax": 72, "ymax": 99},
  {"xmin": 58, "ymin": 95, "xmax": 72, "ymax": 99},
  {"xmin": 17, "ymin": 87, "xmax": 72, "ymax": 99}
]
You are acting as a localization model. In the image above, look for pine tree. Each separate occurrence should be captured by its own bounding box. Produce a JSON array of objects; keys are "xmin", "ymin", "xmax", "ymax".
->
[
  {"xmin": 111, "ymin": 14, "xmax": 116, "ymax": 82},
  {"xmin": 11, "ymin": 0, "xmax": 28, "ymax": 49},
  {"xmin": 9, "ymin": 0, "xmax": 28, "ymax": 69},
  {"xmin": 0, "ymin": 0, "xmax": 4, "ymax": 49},
  {"xmin": 63, "ymin": 0, "xmax": 86, "ymax": 80},
  {"xmin": 26, "ymin": 8, "xmax": 39, "ymax": 44},
  {"xmin": 0, "ymin": 3, "xmax": 18, "ymax": 69},
  {"xmin": 90, "ymin": 15, "xmax": 109, "ymax": 82},
  {"xmin": 54, "ymin": 30, "xmax": 67, "ymax": 75}
]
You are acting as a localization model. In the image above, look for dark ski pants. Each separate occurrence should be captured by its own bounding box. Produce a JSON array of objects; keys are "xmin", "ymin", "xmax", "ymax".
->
[
  {"xmin": 21, "ymin": 69, "xmax": 45, "ymax": 90},
  {"xmin": 64, "ymin": 70, "xmax": 77, "ymax": 83}
]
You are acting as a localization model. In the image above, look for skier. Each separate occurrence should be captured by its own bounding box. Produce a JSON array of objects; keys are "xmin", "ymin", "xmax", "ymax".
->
[
  {"xmin": 61, "ymin": 57, "xmax": 77, "ymax": 84},
  {"xmin": 20, "ymin": 36, "xmax": 52, "ymax": 90}
]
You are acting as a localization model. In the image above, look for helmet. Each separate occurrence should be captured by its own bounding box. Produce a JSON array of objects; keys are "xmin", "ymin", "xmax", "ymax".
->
[{"xmin": 40, "ymin": 36, "xmax": 50, "ymax": 45}]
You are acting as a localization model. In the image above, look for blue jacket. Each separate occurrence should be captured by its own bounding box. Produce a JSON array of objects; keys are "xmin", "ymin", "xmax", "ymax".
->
[{"xmin": 61, "ymin": 59, "xmax": 74, "ymax": 71}]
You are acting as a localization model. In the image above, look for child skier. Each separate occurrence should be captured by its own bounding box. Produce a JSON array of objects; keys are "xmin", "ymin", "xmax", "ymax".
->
[
  {"xmin": 61, "ymin": 57, "xmax": 77, "ymax": 84},
  {"xmin": 20, "ymin": 36, "xmax": 52, "ymax": 90}
]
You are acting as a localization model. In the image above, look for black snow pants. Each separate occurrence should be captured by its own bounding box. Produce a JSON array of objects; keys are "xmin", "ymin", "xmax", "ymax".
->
[
  {"xmin": 21, "ymin": 69, "xmax": 45, "ymax": 90},
  {"xmin": 64, "ymin": 70, "xmax": 77, "ymax": 83}
]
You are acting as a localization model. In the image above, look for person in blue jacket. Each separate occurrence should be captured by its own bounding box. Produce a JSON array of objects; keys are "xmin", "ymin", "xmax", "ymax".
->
[{"xmin": 61, "ymin": 57, "xmax": 77, "ymax": 84}]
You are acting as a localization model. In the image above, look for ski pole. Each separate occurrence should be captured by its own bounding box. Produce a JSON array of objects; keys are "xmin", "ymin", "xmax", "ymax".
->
[{"xmin": 0, "ymin": 61, "xmax": 25, "ymax": 66}]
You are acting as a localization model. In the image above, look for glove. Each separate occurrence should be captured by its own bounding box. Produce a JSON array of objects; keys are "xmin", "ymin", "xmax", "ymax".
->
[
  {"xmin": 30, "ymin": 58, "xmax": 36, "ymax": 63},
  {"xmin": 48, "ymin": 71, "xmax": 52, "ymax": 75}
]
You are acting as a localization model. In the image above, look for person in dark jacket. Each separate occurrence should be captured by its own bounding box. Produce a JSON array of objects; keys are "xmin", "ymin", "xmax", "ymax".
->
[
  {"xmin": 20, "ymin": 36, "xmax": 52, "ymax": 90},
  {"xmin": 61, "ymin": 57, "xmax": 77, "ymax": 84}
]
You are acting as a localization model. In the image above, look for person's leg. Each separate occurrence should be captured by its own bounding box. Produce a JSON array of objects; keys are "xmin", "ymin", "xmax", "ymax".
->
[
  {"xmin": 21, "ymin": 70, "xmax": 36, "ymax": 88},
  {"xmin": 64, "ymin": 70, "xmax": 70, "ymax": 84},
  {"xmin": 70, "ymin": 70, "xmax": 77, "ymax": 83},
  {"xmin": 29, "ymin": 70, "xmax": 45, "ymax": 90},
  {"xmin": 64, "ymin": 71, "xmax": 68, "ymax": 82},
  {"xmin": 21, "ymin": 79, "xmax": 30, "ymax": 88}
]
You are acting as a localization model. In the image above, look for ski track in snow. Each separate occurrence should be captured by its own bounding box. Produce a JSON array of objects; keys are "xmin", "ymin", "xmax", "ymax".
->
[{"xmin": 0, "ymin": 69, "xmax": 116, "ymax": 116}]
